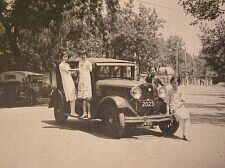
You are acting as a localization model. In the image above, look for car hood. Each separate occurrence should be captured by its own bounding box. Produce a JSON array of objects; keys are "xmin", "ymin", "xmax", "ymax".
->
[{"xmin": 96, "ymin": 79, "xmax": 141, "ymax": 88}]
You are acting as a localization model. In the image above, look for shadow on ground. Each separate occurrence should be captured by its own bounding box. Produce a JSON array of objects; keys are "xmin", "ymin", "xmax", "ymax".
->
[
  {"xmin": 187, "ymin": 89, "xmax": 225, "ymax": 99},
  {"xmin": 0, "ymin": 99, "xmax": 49, "ymax": 108},
  {"xmin": 185, "ymin": 102, "xmax": 225, "ymax": 111},
  {"xmin": 190, "ymin": 112, "xmax": 225, "ymax": 127},
  {"xmin": 185, "ymin": 101, "xmax": 225, "ymax": 127},
  {"xmin": 42, "ymin": 119, "xmax": 182, "ymax": 140}
]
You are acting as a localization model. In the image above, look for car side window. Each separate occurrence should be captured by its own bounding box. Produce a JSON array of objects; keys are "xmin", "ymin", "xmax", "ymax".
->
[
  {"xmin": 125, "ymin": 66, "xmax": 132, "ymax": 78},
  {"xmin": 98, "ymin": 66, "xmax": 110, "ymax": 78},
  {"xmin": 114, "ymin": 66, "xmax": 121, "ymax": 78}
]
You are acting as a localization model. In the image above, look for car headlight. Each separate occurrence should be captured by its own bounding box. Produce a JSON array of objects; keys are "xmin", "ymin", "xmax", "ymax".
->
[
  {"xmin": 158, "ymin": 86, "xmax": 166, "ymax": 99},
  {"xmin": 130, "ymin": 86, "xmax": 142, "ymax": 100}
]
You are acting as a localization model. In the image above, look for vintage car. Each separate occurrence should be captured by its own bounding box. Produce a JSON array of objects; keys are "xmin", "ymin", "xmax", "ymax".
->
[
  {"xmin": 0, "ymin": 71, "xmax": 52, "ymax": 106},
  {"xmin": 49, "ymin": 58, "xmax": 179, "ymax": 138},
  {"xmin": 157, "ymin": 66, "xmax": 175, "ymax": 85}
]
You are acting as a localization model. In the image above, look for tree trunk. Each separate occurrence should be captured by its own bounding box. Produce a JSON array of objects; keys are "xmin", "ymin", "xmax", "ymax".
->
[
  {"xmin": 8, "ymin": 31, "xmax": 23, "ymax": 69},
  {"xmin": 1, "ymin": 16, "xmax": 23, "ymax": 70}
]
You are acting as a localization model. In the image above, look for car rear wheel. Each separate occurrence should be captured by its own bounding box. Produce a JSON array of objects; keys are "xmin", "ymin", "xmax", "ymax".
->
[
  {"xmin": 102, "ymin": 106, "xmax": 125, "ymax": 139},
  {"xmin": 159, "ymin": 119, "xmax": 179, "ymax": 136},
  {"xmin": 54, "ymin": 100, "xmax": 68, "ymax": 123}
]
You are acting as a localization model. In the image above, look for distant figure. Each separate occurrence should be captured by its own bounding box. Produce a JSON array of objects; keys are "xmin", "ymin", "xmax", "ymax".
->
[
  {"xmin": 164, "ymin": 76, "xmax": 191, "ymax": 141},
  {"xmin": 59, "ymin": 52, "xmax": 77, "ymax": 116},
  {"xmin": 145, "ymin": 67, "xmax": 164, "ymax": 87},
  {"xmin": 78, "ymin": 51, "xmax": 92, "ymax": 119},
  {"xmin": 200, "ymin": 78, "xmax": 204, "ymax": 85}
]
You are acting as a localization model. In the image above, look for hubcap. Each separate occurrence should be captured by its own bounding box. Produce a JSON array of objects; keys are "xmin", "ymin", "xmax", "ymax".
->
[{"xmin": 109, "ymin": 118, "xmax": 114, "ymax": 123}]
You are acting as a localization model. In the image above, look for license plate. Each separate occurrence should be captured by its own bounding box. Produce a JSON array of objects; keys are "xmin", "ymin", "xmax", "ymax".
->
[
  {"xmin": 142, "ymin": 100, "xmax": 154, "ymax": 107},
  {"xmin": 19, "ymin": 91, "xmax": 26, "ymax": 97}
]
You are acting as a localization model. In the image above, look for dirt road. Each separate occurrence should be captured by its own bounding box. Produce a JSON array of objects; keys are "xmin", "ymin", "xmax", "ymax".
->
[{"xmin": 0, "ymin": 85, "xmax": 225, "ymax": 168}]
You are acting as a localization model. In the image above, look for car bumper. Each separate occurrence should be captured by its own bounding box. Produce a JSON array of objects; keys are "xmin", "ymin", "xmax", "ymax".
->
[{"xmin": 125, "ymin": 114, "xmax": 174, "ymax": 124}]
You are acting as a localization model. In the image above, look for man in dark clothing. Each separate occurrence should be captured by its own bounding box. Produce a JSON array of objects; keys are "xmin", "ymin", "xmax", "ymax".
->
[{"xmin": 145, "ymin": 67, "xmax": 164, "ymax": 87}]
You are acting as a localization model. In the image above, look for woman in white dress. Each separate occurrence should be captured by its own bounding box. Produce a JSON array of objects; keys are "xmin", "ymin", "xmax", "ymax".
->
[
  {"xmin": 78, "ymin": 51, "xmax": 92, "ymax": 119},
  {"xmin": 164, "ymin": 76, "xmax": 190, "ymax": 141},
  {"xmin": 59, "ymin": 52, "xmax": 77, "ymax": 116}
]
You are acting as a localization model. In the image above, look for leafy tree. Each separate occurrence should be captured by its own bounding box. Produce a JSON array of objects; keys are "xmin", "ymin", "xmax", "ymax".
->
[
  {"xmin": 104, "ymin": 0, "xmax": 165, "ymax": 72},
  {"xmin": 200, "ymin": 19, "xmax": 225, "ymax": 75},
  {"xmin": 0, "ymin": 0, "xmax": 72, "ymax": 70},
  {"xmin": 164, "ymin": 35, "xmax": 185, "ymax": 71},
  {"xmin": 156, "ymin": 35, "xmax": 193, "ymax": 77},
  {"xmin": 179, "ymin": 0, "xmax": 225, "ymax": 24},
  {"xmin": 61, "ymin": 0, "xmax": 104, "ymax": 58},
  {"xmin": 0, "ymin": 23, "xmax": 11, "ymax": 71},
  {"xmin": 0, "ymin": 0, "xmax": 192, "ymax": 75}
]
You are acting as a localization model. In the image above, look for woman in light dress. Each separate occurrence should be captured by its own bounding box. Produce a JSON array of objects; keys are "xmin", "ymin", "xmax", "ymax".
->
[
  {"xmin": 59, "ymin": 52, "xmax": 77, "ymax": 116},
  {"xmin": 164, "ymin": 76, "xmax": 191, "ymax": 141},
  {"xmin": 78, "ymin": 51, "xmax": 92, "ymax": 119}
]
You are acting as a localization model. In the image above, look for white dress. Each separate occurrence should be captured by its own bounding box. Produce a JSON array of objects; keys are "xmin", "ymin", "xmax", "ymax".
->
[
  {"xmin": 59, "ymin": 62, "xmax": 76, "ymax": 101},
  {"xmin": 78, "ymin": 60, "xmax": 92, "ymax": 99},
  {"xmin": 164, "ymin": 87, "xmax": 190, "ymax": 121}
]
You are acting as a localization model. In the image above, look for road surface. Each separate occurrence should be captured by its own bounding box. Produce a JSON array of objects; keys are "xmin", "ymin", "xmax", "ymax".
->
[{"xmin": 0, "ymin": 85, "xmax": 225, "ymax": 168}]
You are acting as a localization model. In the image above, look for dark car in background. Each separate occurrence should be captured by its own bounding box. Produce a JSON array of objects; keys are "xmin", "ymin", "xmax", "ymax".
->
[
  {"xmin": 0, "ymin": 71, "xmax": 52, "ymax": 106},
  {"xmin": 49, "ymin": 58, "xmax": 179, "ymax": 138}
]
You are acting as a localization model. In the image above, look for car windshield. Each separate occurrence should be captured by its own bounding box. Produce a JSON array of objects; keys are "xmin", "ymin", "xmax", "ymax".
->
[
  {"xmin": 1, "ymin": 73, "xmax": 24, "ymax": 82},
  {"xmin": 97, "ymin": 65, "xmax": 135, "ymax": 80}
]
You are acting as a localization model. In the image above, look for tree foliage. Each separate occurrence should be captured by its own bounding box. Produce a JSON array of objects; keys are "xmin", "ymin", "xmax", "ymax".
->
[
  {"xmin": 0, "ymin": 0, "xmax": 72, "ymax": 70},
  {"xmin": 0, "ymin": 0, "xmax": 192, "ymax": 74},
  {"xmin": 200, "ymin": 19, "xmax": 225, "ymax": 74},
  {"xmin": 104, "ymin": 0, "xmax": 165, "ymax": 72},
  {"xmin": 179, "ymin": 0, "xmax": 225, "ymax": 24}
]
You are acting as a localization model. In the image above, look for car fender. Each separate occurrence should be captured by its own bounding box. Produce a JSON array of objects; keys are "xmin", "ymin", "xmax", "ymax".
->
[
  {"xmin": 48, "ymin": 88, "xmax": 64, "ymax": 108},
  {"xmin": 98, "ymin": 96, "xmax": 137, "ymax": 116}
]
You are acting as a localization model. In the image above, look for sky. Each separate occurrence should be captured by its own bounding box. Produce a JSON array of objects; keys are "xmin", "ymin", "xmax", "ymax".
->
[{"xmin": 120, "ymin": 0, "xmax": 202, "ymax": 55}]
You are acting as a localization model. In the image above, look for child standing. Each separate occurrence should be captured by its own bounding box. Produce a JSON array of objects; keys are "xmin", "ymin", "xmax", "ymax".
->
[{"xmin": 164, "ymin": 76, "xmax": 191, "ymax": 141}]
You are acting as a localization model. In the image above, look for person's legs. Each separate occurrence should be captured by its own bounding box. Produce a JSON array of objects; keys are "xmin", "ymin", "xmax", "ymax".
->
[
  {"xmin": 80, "ymin": 100, "xmax": 87, "ymax": 118},
  {"xmin": 180, "ymin": 118, "xmax": 190, "ymax": 141},
  {"xmin": 70, "ymin": 100, "xmax": 75, "ymax": 115},
  {"xmin": 179, "ymin": 119, "xmax": 185, "ymax": 134},
  {"xmin": 87, "ymin": 100, "xmax": 91, "ymax": 118},
  {"xmin": 183, "ymin": 118, "xmax": 190, "ymax": 137}
]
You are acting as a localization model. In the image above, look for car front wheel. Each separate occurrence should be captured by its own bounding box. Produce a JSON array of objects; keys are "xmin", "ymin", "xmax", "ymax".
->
[
  {"xmin": 102, "ymin": 106, "xmax": 125, "ymax": 139},
  {"xmin": 159, "ymin": 119, "xmax": 179, "ymax": 136},
  {"xmin": 54, "ymin": 101, "xmax": 68, "ymax": 123}
]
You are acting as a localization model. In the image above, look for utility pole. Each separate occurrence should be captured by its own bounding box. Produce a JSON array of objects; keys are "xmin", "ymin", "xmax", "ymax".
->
[
  {"xmin": 176, "ymin": 45, "xmax": 179, "ymax": 76},
  {"xmin": 184, "ymin": 48, "xmax": 187, "ymax": 84},
  {"xmin": 192, "ymin": 53, "xmax": 195, "ymax": 85}
]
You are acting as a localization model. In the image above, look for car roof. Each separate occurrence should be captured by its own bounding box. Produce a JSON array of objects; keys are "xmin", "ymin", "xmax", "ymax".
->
[
  {"xmin": 68, "ymin": 57, "xmax": 135, "ymax": 64},
  {"xmin": 158, "ymin": 67, "xmax": 175, "ymax": 75},
  {"xmin": 1, "ymin": 71, "xmax": 43, "ymax": 76}
]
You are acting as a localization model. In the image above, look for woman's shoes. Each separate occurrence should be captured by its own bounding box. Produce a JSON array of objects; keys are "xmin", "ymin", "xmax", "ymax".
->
[
  {"xmin": 183, "ymin": 135, "xmax": 190, "ymax": 142},
  {"xmin": 79, "ymin": 112, "xmax": 92, "ymax": 119},
  {"xmin": 79, "ymin": 113, "xmax": 88, "ymax": 119}
]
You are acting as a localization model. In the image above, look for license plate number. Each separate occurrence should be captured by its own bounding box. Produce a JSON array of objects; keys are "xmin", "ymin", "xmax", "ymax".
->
[
  {"xmin": 19, "ymin": 91, "xmax": 26, "ymax": 97},
  {"xmin": 142, "ymin": 101, "xmax": 154, "ymax": 107}
]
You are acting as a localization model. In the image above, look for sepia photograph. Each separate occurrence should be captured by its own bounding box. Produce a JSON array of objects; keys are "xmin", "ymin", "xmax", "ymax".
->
[{"xmin": 0, "ymin": 0, "xmax": 225, "ymax": 168}]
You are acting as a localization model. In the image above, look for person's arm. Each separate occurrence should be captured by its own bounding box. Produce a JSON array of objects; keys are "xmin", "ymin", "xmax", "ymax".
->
[
  {"xmin": 88, "ymin": 61, "xmax": 92, "ymax": 72},
  {"xmin": 59, "ymin": 63, "xmax": 70, "ymax": 73},
  {"xmin": 155, "ymin": 77, "xmax": 164, "ymax": 86}
]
